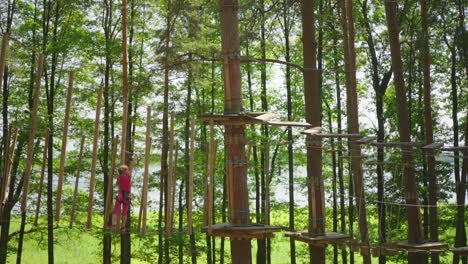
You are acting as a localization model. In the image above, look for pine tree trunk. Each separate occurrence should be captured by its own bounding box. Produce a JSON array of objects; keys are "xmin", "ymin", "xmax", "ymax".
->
[
  {"xmin": 102, "ymin": 0, "xmax": 113, "ymax": 262},
  {"xmin": 420, "ymin": 1, "xmax": 439, "ymax": 263},
  {"xmin": 383, "ymin": 1, "xmax": 427, "ymax": 263},
  {"xmin": 301, "ymin": 0, "xmax": 325, "ymax": 262},
  {"xmin": 219, "ymin": 1, "xmax": 252, "ymax": 263}
]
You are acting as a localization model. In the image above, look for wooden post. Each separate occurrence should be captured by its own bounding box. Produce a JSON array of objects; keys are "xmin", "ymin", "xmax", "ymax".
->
[
  {"xmin": 0, "ymin": 32, "xmax": 9, "ymax": 92},
  {"xmin": 87, "ymin": 85, "xmax": 103, "ymax": 228},
  {"xmin": 55, "ymin": 71, "xmax": 74, "ymax": 223},
  {"xmin": 165, "ymin": 112, "xmax": 175, "ymax": 235},
  {"xmin": 219, "ymin": 0, "xmax": 251, "ymax": 262},
  {"xmin": 69, "ymin": 135, "xmax": 85, "ymax": 229},
  {"xmin": 188, "ymin": 117, "xmax": 195, "ymax": 235},
  {"xmin": 0, "ymin": 126, "xmax": 17, "ymax": 221},
  {"xmin": 21, "ymin": 55, "xmax": 44, "ymax": 213},
  {"xmin": 0, "ymin": 124, "xmax": 12, "ymax": 216},
  {"xmin": 104, "ymin": 136, "xmax": 119, "ymax": 228},
  {"xmin": 208, "ymin": 138, "xmax": 218, "ymax": 236},
  {"xmin": 140, "ymin": 106, "xmax": 151, "ymax": 235},
  {"xmin": 34, "ymin": 129, "xmax": 50, "ymax": 226}
]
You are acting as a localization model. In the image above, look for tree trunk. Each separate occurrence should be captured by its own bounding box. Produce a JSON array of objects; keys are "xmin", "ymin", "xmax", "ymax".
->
[
  {"xmin": 102, "ymin": 0, "xmax": 114, "ymax": 261},
  {"xmin": 383, "ymin": 1, "xmax": 426, "ymax": 263},
  {"xmin": 219, "ymin": 1, "xmax": 252, "ymax": 263},
  {"xmin": 301, "ymin": 0, "xmax": 325, "ymax": 262},
  {"xmin": 360, "ymin": 1, "xmax": 392, "ymax": 262},
  {"xmin": 420, "ymin": 1, "xmax": 439, "ymax": 263},
  {"xmin": 339, "ymin": 0, "xmax": 371, "ymax": 261}
]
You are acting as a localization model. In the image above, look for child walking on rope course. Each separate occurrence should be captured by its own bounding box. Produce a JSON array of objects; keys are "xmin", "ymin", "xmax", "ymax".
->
[{"xmin": 112, "ymin": 164, "xmax": 131, "ymax": 229}]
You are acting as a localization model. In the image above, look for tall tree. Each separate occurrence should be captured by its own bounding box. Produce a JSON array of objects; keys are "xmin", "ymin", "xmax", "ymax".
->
[
  {"xmin": 359, "ymin": 1, "xmax": 392, "ymax": 262},
  {"xmin": 301, "ymin": 0, "xmax": 325, "ymax": 262},
  {"xmin": 220, "ymin": 0, "xmax": 252, "ymax": 263},
  {"xmin": 383, "ymin": 1, "xmax": 426, "ymax": 263},
  {"xmin": 339, "ymin": 0, "xmax": 371, "ymax": 261},
  {"xmin": 420, "ymin": 0, "xmax": 439, "ymax": 263}
]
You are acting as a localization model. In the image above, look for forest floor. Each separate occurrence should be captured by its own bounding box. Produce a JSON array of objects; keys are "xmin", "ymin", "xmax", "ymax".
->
[{"xmin": 3, "ymin": 205, "xmax": 462, "ymax": 263}]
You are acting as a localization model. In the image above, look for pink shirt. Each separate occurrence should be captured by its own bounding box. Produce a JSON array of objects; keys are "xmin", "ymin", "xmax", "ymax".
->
[{"xmin": 117, "ymin": 171, "xmax": 131, "ymax": 193}]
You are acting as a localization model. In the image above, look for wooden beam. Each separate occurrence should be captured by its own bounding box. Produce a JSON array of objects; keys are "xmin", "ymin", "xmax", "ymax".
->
[
  {"xmin": 188, "ymin": 117, "xmax": 195, "ymax": 235},
  {"xmin": 0, "ymin": 124, "xmax": 12, "ymax": 218},
  {"xmin": 372, "ymin": 141, "xmax": 423, "ymax": 148},
  {"xmin": 267, "ymin": 120, "xmax": 311, "ymax": 127},
  {"xmin": 34, "ymin": 129, "xmax": 50, "ymax": 226},
  {"xmin": 207, "ymin": 125, "xmax": 217, "ymax": 236},
  {"xmin": 421, "ymin": 142, "xmax": 444, "ymax": 150},
  {"xmin": 0, "ymin": 126, "xmax": 16, "ymax": 220},
  {"xmin": 56, "ymin": 71, "xmax": 74, "ymax": 223},
  {"xmin": 252, "ymin": 112, "xmax": 280, "ymax": 121},
  {"xmin": 0, "ymin": 32, "xmax": 9, "ymax": 92},
  {"xmin": 21, "ymin": 55, "xmax": 44, "ymax": 213},
  {"xmin": 441, "ymin": 146, "xmax": 468, "ymax": 151},
  {"xmin": 355, "ymin": 136, "xmax": 377, "ymax": 144},
  {"xmin": 87, "ymin": 85, "xmax": 103, "ymax": 228}
]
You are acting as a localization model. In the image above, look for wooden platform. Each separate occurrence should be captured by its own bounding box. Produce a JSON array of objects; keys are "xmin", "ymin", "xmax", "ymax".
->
[
  {"xmin": 451, "ymin": 246, "xmax": 468, "ymax": 256},
  {"xmin": 372, "ymin": 142, "xmax": 423, "ymax": 148},
  {"xmin": 197, "ymin": 112, "xmax": 311, "ymax": 127},
  {"xmin": 355, "ymin": 136, "xmax": 377, "ymax": 144},
  {"xmin": 422, "ymin": 142, "xmax": 444, "ymax": 150},
  {"xmin": 441, "ymin": 146, "xmax": 468, "ymax": 152},
  {"xmin": 379, "ymin": 241, "xmax": 449, "ymax": 254},
  {"xmin": 302, "ymin": 127, "xmax": 361, "ymax": 139},
  {"xmin": 201, "ymin": 223, "xmax": 282, "ymax": 240},
  {"xmin": 284, "ymin": 231, "xmax": 350, "ymax": 247},
  {"xmin": 371, "ymin": 246, "xmax": 400, "ymax": 257}
]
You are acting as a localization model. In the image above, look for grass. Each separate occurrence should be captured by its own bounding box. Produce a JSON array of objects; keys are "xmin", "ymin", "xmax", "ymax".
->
[{"xmin": 2, "ymin": 205, "xmax": 465, "ymax": 263}]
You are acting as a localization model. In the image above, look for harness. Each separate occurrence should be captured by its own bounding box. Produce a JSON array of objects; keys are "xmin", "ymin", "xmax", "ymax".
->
[{"xmin": 117, "ymin": 190, "xmax": 130, "ymax": 204}]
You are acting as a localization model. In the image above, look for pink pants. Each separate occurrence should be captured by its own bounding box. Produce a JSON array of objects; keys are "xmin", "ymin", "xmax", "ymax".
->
[{"xmin": 113, "ymin": 191, "xmax": 129, "ymax": 218}]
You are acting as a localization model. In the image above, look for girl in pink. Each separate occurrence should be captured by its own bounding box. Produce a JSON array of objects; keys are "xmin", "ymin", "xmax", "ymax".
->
[{"xmin": 112, "ymin": 164, "xmax": 131, "ymax": 228}]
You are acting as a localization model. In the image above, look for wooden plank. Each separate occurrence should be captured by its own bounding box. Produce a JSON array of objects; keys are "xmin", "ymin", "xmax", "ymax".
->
[
  {"xmin": 187, "ymin": 117, "xmax": 195, "ymax": 235},
  {"xmin": 302, "ymin": 130, "xmax": 361, "ymax": 138},
  {"xmin": 198, "ymin": 113, "xmax": 263, "ymax": 125},
  {"xmin": 394, "ymin": 241, "xmax": 448, "ymax": 250},
  {"xmin": 302, "ymin": 126, "xmax": 322, "ymax": 135},
  {"xmin": 441, "ymin": 146, "xmax": 468, "ymax": 151},
  {"xmin": 451, "ymin": 247, "xmax": 468, "ymax": 256},
  {"xmin": 0, "ymin": 124, "xmax": 12, "ymax": 219},
  {"xmin": 285, "ymin": 231, "xmax": 350, "ymax": 246},
  {"xmin": 86, "ymin": 85, "xmax": 103, "ymax": 228},
  {"xmin": 372, "ymin": 141, "xmax": 423, "ymax": 148},
  {"xmin": 267, "ymin": 120, "xmax": 311, "ymax": 127},
  {"xmin": 422, "ymin": 142, "xmax": 444, "ymax": 150},
  {"xmin": 56, "ymin": 71, "xmax": 74, "ymax": 223},
  {"xmin": 253, "ymin": 112, "xmax": 280, "ymax": 121},
  {"xmin": 355, "ymin": 136, "xmax": 377, "ymax": 144}
]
